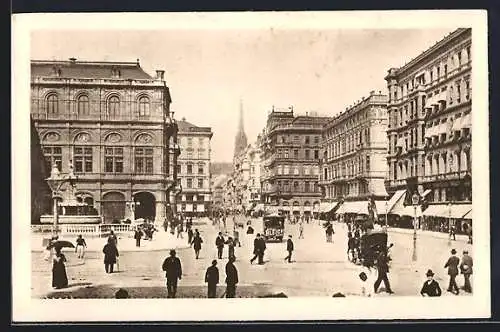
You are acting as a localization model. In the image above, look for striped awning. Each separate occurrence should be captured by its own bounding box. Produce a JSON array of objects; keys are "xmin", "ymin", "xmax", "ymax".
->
[
  {"xmin": 423, "ymin": 204, "xmax": 472, "ymax": 219},
  {"xmin": 386, "ymin": 190, "xmax": 406, "ymax": 213}
]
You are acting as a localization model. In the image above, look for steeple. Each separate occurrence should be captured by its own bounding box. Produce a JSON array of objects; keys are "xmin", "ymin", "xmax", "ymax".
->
[{"xmin": 234, "ymin": 99, "xmax": 248, "ymax": 158}]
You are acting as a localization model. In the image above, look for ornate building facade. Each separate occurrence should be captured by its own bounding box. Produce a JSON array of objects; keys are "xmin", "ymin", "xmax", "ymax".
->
[
  {"xmin": 233, "ymin": 142, "xmax": 262, "ymax": 213},
  {"xmin": 385, "ymin": 28, "xmax": 472, "ymax": 213},
  {"xmin": 31, "ymin": 58, "xmax": 178, "ymax": 224},
  {"xmin": 175, "ymin": 118, "xmax": 213, "ymax": 217},
  {"xmin": 318, "ymin": 91, "xmax": 389, "ymax": 214},
  {"xmin": 260, "ymin": 109, "xmax": 330, "ymax": 217}
]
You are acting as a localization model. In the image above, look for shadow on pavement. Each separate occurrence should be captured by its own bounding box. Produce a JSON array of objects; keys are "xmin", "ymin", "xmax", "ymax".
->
[{"xmin": 40, "ymin": 284, "xmax": 277, "ymax": 299}]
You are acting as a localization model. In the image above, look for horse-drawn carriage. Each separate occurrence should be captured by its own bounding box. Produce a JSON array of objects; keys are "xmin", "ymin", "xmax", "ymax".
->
[{"xmin": 349, "ymin": 229, "xmax": 388, "ymax": 266}]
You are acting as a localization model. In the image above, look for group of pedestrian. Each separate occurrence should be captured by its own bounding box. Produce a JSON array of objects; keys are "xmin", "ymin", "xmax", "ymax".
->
[
  {"xmin": 161, "ymin": 249, "xmax": 239, "ymax": 299},
  {"xmin": 444, "ymin": 248, "xmax": 473, "ymax": 295}
]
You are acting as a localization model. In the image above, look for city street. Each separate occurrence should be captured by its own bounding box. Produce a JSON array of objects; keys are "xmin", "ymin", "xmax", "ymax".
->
[{"xmin": 31, "ymin": 216, "xmax": 473, "ymax": 299}]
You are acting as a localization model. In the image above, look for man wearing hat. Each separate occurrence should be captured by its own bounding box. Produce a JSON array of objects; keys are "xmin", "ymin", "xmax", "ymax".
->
[
  {"xmin": 284, "ymin": 235, "xmax": 294, "ymax": 263},
  {"xmin": 162, "ymin": 249, "xmax": 183, "ymax": 298},
  {"xmin": 420, "ymin": 269, "xmax": 442, "ymax": 297},
  {"xmin": 460, "ymin": 250, "xmax": 473, "ymax": 293},
  {"xmin": 444, "ymin": 249, "xmax": 460, "ymax": 295},
  {"xmin": 225, "ymin": 256, "xmax": 239, "ymax": 298},
  {"xmin": 205, "ymin": 260, "xmax": 219, "ymax": 298}
]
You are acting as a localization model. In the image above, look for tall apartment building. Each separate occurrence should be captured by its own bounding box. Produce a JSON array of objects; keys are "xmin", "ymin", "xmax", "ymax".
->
[
  {"xmin": 175, "ymin": 118, "xmax": 213, "ymax": 217},
  {"xmin": 233, "ymin": 142, "xmax": 262, "ymax": 213},
  {"xmin": 260, "ymin": 108, "xmax": 330, "ymax": 217},
  {"xmin": 30, "ymin": 58, "xmax": 178, "ymax": 224},
  {"xmin": 318, "ymin": 91, "xmax": 389, "ymax": 215},
  {"xmin": 385, "ymin": 28, "xmax": 472, "ymax": 220}
]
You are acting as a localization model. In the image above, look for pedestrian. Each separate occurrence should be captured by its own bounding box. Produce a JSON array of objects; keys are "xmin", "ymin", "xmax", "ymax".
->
[
  {"xmin": 250, "ymin": 234, "xmax": 261, "ymax": 264},
  {"xmin": 192, "ymin": 230, "xmax": 203, "ymax": 259},
  {"xmin": 467, "ymin": 227, "xmax": 473, "ymax": 244},
  {"xmin": 258, "ymin": 233, "xmax": 267, "ymax": 264},
  {"xmin": 75, "ymin": 234, "xmax": 87, "ymax": 259},
  {"xmin": 162, "ymin": 249, "xmax": 182, "ymax": 298},
  {"xmin": 134, "ymin": 228, "xmax": 142, "ymax": 247},
  {"xmin": 284, "ymin": 235, "xmax": 294, "ymax": 263},
  {"xmin": 374, "ymin": 251, "xmax": 394, "ymax": 294},
  {"xmin": 326, "ymin": 223, "xmax": 334, "ymax": 243},
  {"xmin": 358, "ymin": 271, "xmax": 372, "ymax": 297},
  {"xmin": 347, "ymin": 232, "xmax": 356, "ymax": 262},
  {"xmin": 52, "ymin": 246, "xmax": 68, "ymax": 289},
  {"xmin": 227, "ymin": 237, "xmax": 236, "ymax": 260},
  {"xmin": 177, "ymin": 223, "xmax": 184, "ymax": 239},
  {"xmin": 449, "ymin": 225, "xmax": 456, "ymax": 241},
  {"xmin": 205, "ymin": 259, "xmax": 219, "ymax": 298},
  {"xmin": 103, "ymin": 237, "xmax": 119, "ymax": 274},
  {"xmin": 44, "ymin": 236, "xmax": 57, "ymax": 261},
  {"xmin": 216, "ymin": 232, "xmax": 225, "ymax": 259},
  {"xmin": 444, "ymin": 248, "xmax": 460, "ymax": 295},
  {"xmin": 187, "ymin": 227, "xmax": 194, "ymax": 246},
  {"xmin": 420, "ymin": 269, "xmax": 442, "ymax": 297},
  {"xmin": 298, "ymin": 222, "xmax": 304, "ymax": 239},
  {"xmin": 460, "ymin": 250, "xmax": 473, "ymax": 293},
  {"xmin": 225, "ymin": 256, "xmax": 239, "ymax": 298},
  {"xmin": 108, "ymin": 230, "xmax": 118, "ymax": 247}
]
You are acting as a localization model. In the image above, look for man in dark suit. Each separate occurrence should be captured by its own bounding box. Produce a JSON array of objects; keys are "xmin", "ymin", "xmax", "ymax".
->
[
  {"xmin": 284, "ymin": 235, "xmax": 294, "ymax": 263},
  {"xmin": 250, "ymin": 234, "xmax": 261, "ymax": 264},
  {"xmin": 257, "ymin": 234, "xmax": 267, "ymax": 264},
  {"xmin": 444, "ymin": 248, "xmax": 460, "ymax": 295},
  {"xmin": 162, "ymin": 249, "xmax": 182, "ymax": 298},
  {"xmin": 215, "ymin": 232, "xmax": 225, "ymax": 259},
  {"xmin": 420, "ymin": 269, "xmax": 442, "ymax": 297},
  {"xmin": 225, "ymin": 256, "xmax": 238, "ymax": 298},
  {"xmin": 205, "ymin": 259, "xmax": 219, "ymax": 298},
  {"xmin": 460, "ymin": 250, "xmax": 473, "ymax": 293},
  {"xmin": 374, "ymin": 251, "xmax": 394, "ymax": 294}
]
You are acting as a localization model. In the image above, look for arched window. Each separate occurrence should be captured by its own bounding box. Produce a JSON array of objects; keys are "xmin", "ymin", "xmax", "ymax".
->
[
  {"xmin": 107, "ymin": 96, "xmax": 120, "ymax": 119},
  {"xmin": 77, "ymin": 95, "xmax": 90, "ymax": 116},
  {"xmin": 46, "ymin": 94, "xmax": 58, "ymax": 115},
  {"xmin": 138, "ymin": 96, "xmax": 150, "ymax": 117}
]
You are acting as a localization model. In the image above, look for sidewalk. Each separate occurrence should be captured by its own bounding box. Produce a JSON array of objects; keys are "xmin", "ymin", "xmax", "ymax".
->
[{"xmin": 31, "ymin": 230, "xmax": 191, "ymax": 252}]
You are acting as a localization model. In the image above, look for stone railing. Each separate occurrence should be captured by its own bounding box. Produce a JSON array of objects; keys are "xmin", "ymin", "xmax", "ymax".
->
[{"xmin": 31, "ymin": 224, "xmax": 133, "ymax": 237}]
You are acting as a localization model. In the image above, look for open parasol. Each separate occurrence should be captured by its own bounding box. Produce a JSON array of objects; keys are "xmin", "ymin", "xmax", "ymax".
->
[{"xmin": 48, "ymin": 240, "xmax": 75, "ymax": 249}]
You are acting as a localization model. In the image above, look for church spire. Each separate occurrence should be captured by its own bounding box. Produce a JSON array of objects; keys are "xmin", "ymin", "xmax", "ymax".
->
[{"xmin": 234, "ymin": 98, "xmax": 248, "ymax": 158}]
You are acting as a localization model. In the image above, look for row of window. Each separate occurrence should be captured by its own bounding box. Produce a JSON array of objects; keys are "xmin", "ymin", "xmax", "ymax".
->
[
  {"xmin": 389, "ymin": 148, "xmax": 470, "ymax": 180},
  {"xmin": 179, "ymin": 136, "xmax": 208, "ymax": 148},
  {"xmin": 276, "ymin": 148, "xmax": 320, "ymax": 160},
  {"xmin": 275, "ymin": 181, "xmax": 319, "ymax": 193},
  {"xmin": 275, "ymin": 165, "xmax": 319, "ymax": 176},
  {"xmin": 176, "ymin": 163, "xmax": 207, "ymax": 175},
  {"xmin": 44, "ymin": 146, "xmax": 155, "ymax": 174},
  {"xmin": 324, "ymin": 108, "xmax": 386, "ymax": 139},
  {"xmin": 324, "ymin": 127, "xmax": 371, "ymax": 159},
  {"xmin": 391, "ymin": 45, "xmax": 471, "ymax": 101},
  {"xmin": 276, "ymin": 135, "xmax": 320, "ymax": 145},
  {"xmin": 178, "ymin": 149, "xmax": 209, "ymax": 160},
  {"xmin": 44, "ymin": 94, "xmax": 153, "ymax": 118},
  {"xmin": 322, "ymin": 156, "xmax": 371, "ymax": 181},
  {"xmin": 324, "ymin": 182, "xmax": 370, "ymax": 198}
]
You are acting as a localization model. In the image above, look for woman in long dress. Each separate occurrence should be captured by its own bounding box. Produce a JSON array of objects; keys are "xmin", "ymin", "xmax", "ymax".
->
[{"xmin": 52, "ymin": 247, "xmax": 68, "ymax": 289}]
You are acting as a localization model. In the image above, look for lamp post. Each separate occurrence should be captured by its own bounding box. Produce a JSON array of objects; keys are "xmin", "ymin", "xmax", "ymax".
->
[
  {"xmin": 448, "ymin": 202, "xmax": 452, "ymax": 246},
  {"xmin": 45, "ymin": 162, "xmax": 77, "ymax": 235},
  {"xmin": 385, "ymin": 200, "xmax": 389, "ymax": 228},
  {"xmin": 411, "ymin": 192, "xmax": 420, "ymax": 241}
]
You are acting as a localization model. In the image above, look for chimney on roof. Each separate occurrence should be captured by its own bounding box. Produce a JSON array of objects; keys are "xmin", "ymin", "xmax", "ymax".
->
[
  {"xmin": 69, "ymin": 57, "xmax": 77, "ymax": 63},
  {"xmin": 156, "ymin": 70, "xmax": 165, "ymax": 80}
]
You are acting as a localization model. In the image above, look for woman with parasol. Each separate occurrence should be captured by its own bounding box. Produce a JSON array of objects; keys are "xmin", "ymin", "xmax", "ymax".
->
[{"xmin": 52, "ymin": 246, "xmax": 68, "ymax": 289}]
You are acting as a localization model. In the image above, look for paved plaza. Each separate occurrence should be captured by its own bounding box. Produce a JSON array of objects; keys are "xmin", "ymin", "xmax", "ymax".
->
[{"xmin": 31, "ymin": 217, "xmax": 473, "ymax": 299}]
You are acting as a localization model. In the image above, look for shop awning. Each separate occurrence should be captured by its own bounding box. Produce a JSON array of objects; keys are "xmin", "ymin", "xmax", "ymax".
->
[
  {"xmin": 462, "ymin": 210, "xmax": 472, "ymax": 219},
  {"xmin": 319, "ymin": 201, "xmax": 338, "ymax": 213},
  {"xmin": 423, "ymin": 204, "xmax": 472, "ymax": 219},
  {"xmin": 265, "ymin": 206, "xmax": 280, "ymax": 215},
  {"xmin": 398, "ymin": 205, "xmax": 423, "ymax": 217},
  {"xmin": 338, "ymin": 201, "xmax": 369, "ymax": 214},
  {"xmin": 387, "ymin": 190, "xmax": 406, "ymax": 213},
  {"xmin": 279, "ymin": 206, "xmax": 290, "ymax": 212}
]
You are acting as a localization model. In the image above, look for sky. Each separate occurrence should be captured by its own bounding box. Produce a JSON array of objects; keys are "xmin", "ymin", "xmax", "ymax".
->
[{"xmin": 31, "ymin": 28, "xmax": 455, "ymax": 162}]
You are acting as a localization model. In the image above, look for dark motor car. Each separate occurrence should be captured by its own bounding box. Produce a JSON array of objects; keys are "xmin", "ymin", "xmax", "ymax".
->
[{"xmin": 262, "ymin": 214, "xmax": 285, "ymax": 242}]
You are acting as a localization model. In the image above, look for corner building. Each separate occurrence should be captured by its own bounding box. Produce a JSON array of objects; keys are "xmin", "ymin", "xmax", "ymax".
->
[
  {"xmin": 385, "ymin": 28, "xmax": 472, "ymax": 222},
  {"xmin": 175, "ymin": 118, "xmax": 213, "ymax": 217},
  {"xmin": 319, "ymin": 91, "xmax": 389, "ymax": 213},
  {"xmin": 31, "ymin": 58, "xmax": 178, "ymax": 224},
  {"xmin": 260, "ymin": 109, "xmax": 330, "ymax": 218}
]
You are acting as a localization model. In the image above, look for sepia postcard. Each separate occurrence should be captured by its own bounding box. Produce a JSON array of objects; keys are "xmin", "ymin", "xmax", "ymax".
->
[{"xmin": 12, "ymin": 10, "xmax": 490, "ymax": 322}]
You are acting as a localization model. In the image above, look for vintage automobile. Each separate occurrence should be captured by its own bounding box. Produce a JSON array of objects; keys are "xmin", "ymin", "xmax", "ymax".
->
[
  {"xmin": 358, "ymin": 230, "xmax": 388, "ymax": 266},
  {"xmin": 262, "ymin": 214, "xmax": 285, "ymax": 242}
]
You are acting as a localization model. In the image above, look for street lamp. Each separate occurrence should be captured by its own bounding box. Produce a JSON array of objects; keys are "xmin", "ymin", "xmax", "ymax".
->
[
  {"xmin": 385, "ymin": 200, "xmax": 389, "ymax": 228},
  {"xmin": 45, "ymin": 162, "xmax": 77, "ymax": 235},
  {"xmin": 411, "ymin": 192, "xmax": 420, "ymax": 241},
  {"xmin": 448, "ymin": 202, "xmax": 452, "ymax": 246}
]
